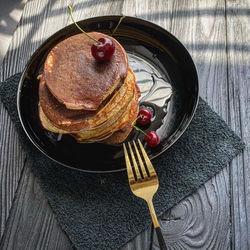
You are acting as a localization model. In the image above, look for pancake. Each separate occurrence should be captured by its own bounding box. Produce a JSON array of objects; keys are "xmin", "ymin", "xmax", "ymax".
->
[
  {"xmin": 44, "ymin": 32, "xmax": 128, "ymax": 110},
  {"xmin": 74, "ymin": 91, "xmax": 137, "ymax": 142},
  {"xmin": 72, "ymin": 96, "xmax": 134, "ymax": 141},
  {"xmin": 40, "ymin": 86, "xmax": 135, "ymax": 139},
  {"xmin": 103, "ymin": 85, "xmax": 140, "ymax": 144},
  {"xmin": 39, "ymin": 31, "xmax": 141, "ymax": 145},
  {"xmin": 103, "ymin": 123, "xmax": 134, "ymax": 144},
  {"xmin": 76, "ymin": 84, "xmax": 140, "ymax": 143},
  {"xmin": 39, "ymin": 67, "xmax": 135, "ymax": 132},
  {"xmin": 39, "ymin": 105, "xmax": 69, "ymax": 134}
]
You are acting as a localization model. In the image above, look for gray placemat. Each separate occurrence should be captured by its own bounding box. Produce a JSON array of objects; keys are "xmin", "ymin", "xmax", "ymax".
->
[{"xmin": 0, "ymin": 73, "xmax": 245, "ymax": 249}]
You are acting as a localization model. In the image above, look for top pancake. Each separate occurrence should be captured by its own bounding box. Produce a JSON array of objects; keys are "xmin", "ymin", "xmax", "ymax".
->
[{"xmin": 43, "ymin": 32, "xmax": 128, "ymax": 110}]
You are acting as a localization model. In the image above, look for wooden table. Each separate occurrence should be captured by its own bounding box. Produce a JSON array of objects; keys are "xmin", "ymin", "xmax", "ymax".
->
[{"xmin": 0, "ymin": 0, "xmax": 249, "ymax": 249}]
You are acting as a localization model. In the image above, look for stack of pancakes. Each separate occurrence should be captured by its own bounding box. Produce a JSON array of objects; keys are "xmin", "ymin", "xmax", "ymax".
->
[{"xmin": 38, "ymin": 32, "xmax": 140, "ymax": 144}]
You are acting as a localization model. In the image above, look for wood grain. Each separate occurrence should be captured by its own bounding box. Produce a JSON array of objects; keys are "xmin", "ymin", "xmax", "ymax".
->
[
  {"xmin": 0, "ymin": 0, "xmax": 249, "ymax": 249},
  {"xmin": 0, "ymin": 0, "xmax": 126, "ymax": 247},
  {"xmin": 226, "ymin": 0, "xmax": 250, "ymax": 249},
  {"xmin": 0, "ymin": 0, "xmax": 53, "ymax": 239},
  {"xmin": 152, "ymin": 174, "xmax": 230, "ymax": 249},
  {"xmin": 0, "ymin": 105, "xmax": 26, "ymax": 236},
  {"xmin": 0, "ymin": 0, "xmax": 152, "ymax": 249},
  {"xmin": 0, "ymin": 161, "xmax": 72, "ymax": 250},
  {"xmin": 122, "ymin": 0, "xmax": 232, "ymax": 249}
]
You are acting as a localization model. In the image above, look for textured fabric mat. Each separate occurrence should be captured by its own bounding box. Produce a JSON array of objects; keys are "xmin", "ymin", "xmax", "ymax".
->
[{"xmin": 0, "ymin": 73, "xmax": 245, "ymax": 249}]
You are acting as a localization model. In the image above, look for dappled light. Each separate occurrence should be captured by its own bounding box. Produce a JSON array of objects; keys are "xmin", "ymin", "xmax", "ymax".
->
[{"xmin": 0, "ymin": 1, "xmax": 249, "ymax": 249}]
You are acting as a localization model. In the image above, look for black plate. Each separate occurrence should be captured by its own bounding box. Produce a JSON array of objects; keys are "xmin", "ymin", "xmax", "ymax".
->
[{"xmin": 17, "ymin": 16, "xmax": 199, "ymax": 173}]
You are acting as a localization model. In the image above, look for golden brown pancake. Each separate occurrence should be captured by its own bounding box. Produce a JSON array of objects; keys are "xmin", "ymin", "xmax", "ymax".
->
[
  {"xmin": 103, "ymin": 84, "xmax": 140, "ymax": 144},
  {"xmin": 67, "ymin": 91, "xmax": 134, "ymax": 140},
  {"xmin": 39, "ymin": 105, "xmax": 69, "ymax": 134},
  {"xmin": 72, "ymin": 95, "xmax": 134, "ymax": 142},
  {"xmin": 103, "ymin": 124, "xmax": 133, "ymax": 144},
  {"xmin": 39, "ymin": 83, "xmax": 140, "ymax": 143},
  {"xmin": 39, "ymin": 78, "xmax": 94, "ymax": 132},
  {"xmin": 44, "ymin": 32, "xmax": 128, "ymax": 110},
  {"xmin": 39, "ymin": 68, "xmax": 135, "ymax": 132},
  {"xmin": 76, "ymin": 84, "xmax": 140, "ymax": 143}
]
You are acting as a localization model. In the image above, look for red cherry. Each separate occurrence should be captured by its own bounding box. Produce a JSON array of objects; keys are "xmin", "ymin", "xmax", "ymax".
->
[
  {"xmin": 91, "ymin": 37, "xmax": 115, "ymax": 61},
  {"xmin": 137, "ymin": 109, "xmax": 152, "ymax": 125},
  {"xmin": 145, "ymin": 131, "xmax": 159, "ymax": 147}
]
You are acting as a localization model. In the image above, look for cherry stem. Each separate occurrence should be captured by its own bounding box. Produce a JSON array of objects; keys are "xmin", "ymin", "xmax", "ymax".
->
[
  {"xmin": 68, "ymin": 5, "xmax": 101, "ymax": 44},
  {"xmin": 132, "ymin": 116, "xmax": 151, "ymax": 139},
  {"xmin": 132, "ymin": 115, "xmax": 140, "ymax": 126},
  {"xmin": 111, "ymin": 16, "xmax": 125, "ymax": 36},
  {"xmin": 133, "ymin": 125, "xmax": 151, "ymax": 139}
]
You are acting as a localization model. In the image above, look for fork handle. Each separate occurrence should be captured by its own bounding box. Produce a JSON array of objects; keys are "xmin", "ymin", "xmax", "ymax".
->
[
  {"xmin": 155, "ymin": 226, "xmax": 167, "ymax": 250},
  {"xmin": 147, "ymin": 200, "xmax": 167, "ymax": 250}
]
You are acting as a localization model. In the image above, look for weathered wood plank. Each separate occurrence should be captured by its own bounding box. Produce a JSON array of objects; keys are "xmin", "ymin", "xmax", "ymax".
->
[
  {"xmin": 226, "ymin": 0, "xmax": 250, "ymax": 249},
  {"xmin": 0, "ymin": 0, "xmax": 55, "ymax": 239},
  {"xmin": 0, "ymin": 0, "xmax": 152, "ymax": 249},
  {"xmin": 0, "ymin": 0, "xmax": 248, "ymax": 249},
  {"xmin": 0, "ymin": 0, "xmax": 129, "ymax": 247},
  {"xmin": 0, "ymin": 1, "xmax": 62, "ymax": 237},
  {"xmin": 0, "ymin": 105, "xmax": 26, "ymax": 237},
  {"xmin": 0, "ymin": 160, "xmax": 152, "ymax": 250},
  {"xmin": 0, "ymin": 161, "xmax": 72, "ymax": 250},
  {"xmin": 153, "ymin": 173, "xmax": 231, "ymax": 249},
  {"xmin": 122, "ymin": 0, "xmax": 232, "ymax": 249}
]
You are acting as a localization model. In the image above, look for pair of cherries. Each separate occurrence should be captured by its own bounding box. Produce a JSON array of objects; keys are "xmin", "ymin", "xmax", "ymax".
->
[{"xmin": 136, "ymin": 109, "xmax": 160, "ymax": 147}]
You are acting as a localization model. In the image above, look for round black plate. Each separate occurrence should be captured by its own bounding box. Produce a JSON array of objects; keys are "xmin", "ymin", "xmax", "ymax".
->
[{"xmin": 17, "ymin": 16, "xmax": 199, "ymax": 173}]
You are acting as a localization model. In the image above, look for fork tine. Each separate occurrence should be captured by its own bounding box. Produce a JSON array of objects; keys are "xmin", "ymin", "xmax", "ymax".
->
[
  {"xmin": 128, "ymin": 142, "xmax": 141, "ymax": 180},
  {"xmin": 138, "ymin": 139, "xmax": 156, "ymax": 177},
  {"xmin": 133, "ymin": 141, "xmax": 148, "ymax": 179},
  {"xmin": 123, "ymin": 143, "xmax": 135, "ymax": 182}
]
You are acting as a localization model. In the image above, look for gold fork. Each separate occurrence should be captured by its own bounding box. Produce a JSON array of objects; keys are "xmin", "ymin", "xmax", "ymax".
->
[{"xmin": 123, "ymin": 139, "xmax": 167, "ymax": 250}]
